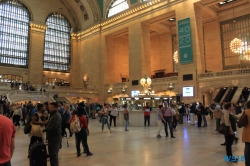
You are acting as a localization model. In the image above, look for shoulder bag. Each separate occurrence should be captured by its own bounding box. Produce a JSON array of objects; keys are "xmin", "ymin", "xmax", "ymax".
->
[{"xmin": 237, "ymin": 111, "xmax": 248, "ymax": 128}]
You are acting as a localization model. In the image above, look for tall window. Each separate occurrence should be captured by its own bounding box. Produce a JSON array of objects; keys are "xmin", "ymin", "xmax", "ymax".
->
[
  {"xmin": 107, "ymin": 0, "xmax": 129, "ymax": 18},
  {"xmin": 221, "ymin": 14, "xmax": 250, "ymax": 70},
  {"xmin": 0, "ymin": 0, "xmax": 30, "ymax": 68},
  {"xmin": 44, "ymin": 13, "xmax": 71, "ymax": 72}
]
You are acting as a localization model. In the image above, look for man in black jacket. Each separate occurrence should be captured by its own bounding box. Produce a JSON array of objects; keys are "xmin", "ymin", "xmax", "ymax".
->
[
  {"xmin": 43, "ymin": 102, "xmax": 62, "ymax": 166},
  {"xmin": 190, "ymin": 101, "xmax": 196, "ymax": 125},
  {"xmin": 178, "ymin": 103, "xmax": 185, "ymax": 124}
]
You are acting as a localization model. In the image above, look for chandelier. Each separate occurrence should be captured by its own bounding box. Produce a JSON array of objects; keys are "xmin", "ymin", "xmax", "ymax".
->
[
  {"xmin": 230, "ymin": 38, "xmax": 243, "ymax": 53},
  {"xmin": 173, "ymin": 51, "xmax": 178, "ymax": 63}
]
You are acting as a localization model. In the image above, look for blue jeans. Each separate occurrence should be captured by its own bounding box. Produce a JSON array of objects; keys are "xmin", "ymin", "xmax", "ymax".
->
[
  {"xmin": 245, "ymin": 142, "xmax": 250, "ymax": 166},
  {"xmin": 202, "ymin": 114, "xmax": 207, "ymax": 126},
  {"xmin": 163, "ymin": 116, "xmax": 174, "ymax": 137},
  {"xmin": 125, "ymin": 120, "xmax": 129, "ymax": 130}
]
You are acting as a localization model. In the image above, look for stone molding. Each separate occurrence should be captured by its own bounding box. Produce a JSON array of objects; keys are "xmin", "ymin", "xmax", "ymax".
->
[{"xmin": 87, "ymin": 0, "xmax": 101, "ymax": 22}]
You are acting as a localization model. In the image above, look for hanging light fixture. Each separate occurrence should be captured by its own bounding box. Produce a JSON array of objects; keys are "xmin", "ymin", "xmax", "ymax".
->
[
  {"xmin": 121, "ymin": 87, "xmax": 126, "ymax": 93},
  {"xmin": 230, "ymin": 38, "xmax": 243, "ymax": 53},
  {"xmin": 229, "ymin": 4, "xmax": 243, "ymax": 53},
  {"xmin": 173, "ymin": 51, "xmax": 178, "ymax": 63}
]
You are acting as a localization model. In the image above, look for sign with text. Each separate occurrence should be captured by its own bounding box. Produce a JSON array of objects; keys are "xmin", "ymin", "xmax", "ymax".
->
[{"xmin": 178, "ymin": 18, "xmax": 193, "ymax": 64}]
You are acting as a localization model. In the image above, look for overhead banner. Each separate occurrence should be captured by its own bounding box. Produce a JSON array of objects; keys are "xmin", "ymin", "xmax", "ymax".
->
[{"xmin": 178, "ymin": 18, "xmax": 193, "ymax": 64}]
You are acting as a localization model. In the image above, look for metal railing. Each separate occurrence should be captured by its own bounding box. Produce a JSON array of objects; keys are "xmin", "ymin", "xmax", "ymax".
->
[{"xmin": 199, "ymin": 68, "xmax": 250, "ymax": 79}]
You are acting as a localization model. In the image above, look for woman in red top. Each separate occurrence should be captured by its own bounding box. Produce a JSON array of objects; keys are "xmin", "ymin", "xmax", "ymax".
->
[{"xmin": 69, "ymin": 107, "xmax": 93, "ymax": 157}]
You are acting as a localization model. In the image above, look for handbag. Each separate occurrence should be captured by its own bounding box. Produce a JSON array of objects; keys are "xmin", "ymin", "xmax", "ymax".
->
[
  {"xmin": 124, "ymin": 114, "xmax": 129, "ymax": 120},
  {"xmin": 30, "ymin": 124, "xmax": 43, "ymax": 137},
  {"xmin": 237, "ymin": 111, "xmax": 248, "ymax": 128},
  {"xmin": 24, "ymin": 121, "xmax": 32, "ymax": 134},
  {"xmin": 219, "ymin": 123, "xmax": 230, "ymax": 136}
]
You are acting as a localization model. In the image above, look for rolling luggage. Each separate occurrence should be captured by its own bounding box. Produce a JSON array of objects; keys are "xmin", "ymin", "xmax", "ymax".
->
[{"xmin": 29, "ymin": 142, "xmax": 47, "ymax": 166}]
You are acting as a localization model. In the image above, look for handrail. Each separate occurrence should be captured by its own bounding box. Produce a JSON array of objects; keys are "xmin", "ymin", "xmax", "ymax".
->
[
  {"xmin": 199, "ymin": 68, "xmax": 250, "ymax": 79},
  {"xmin": 6, "ymin": 90, "xmax": 52, "ymax": 103}
]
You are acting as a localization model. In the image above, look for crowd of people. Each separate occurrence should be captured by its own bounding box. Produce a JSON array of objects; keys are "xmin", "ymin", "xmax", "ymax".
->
[{"xmin": 0, "ymin": 99, "xmax": 249, "ymax": 166}]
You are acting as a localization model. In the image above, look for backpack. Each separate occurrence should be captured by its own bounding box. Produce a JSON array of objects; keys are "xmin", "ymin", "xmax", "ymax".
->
[{"xmin": 70, "ymin": 116, "xmax": 81, "ymax": 133}]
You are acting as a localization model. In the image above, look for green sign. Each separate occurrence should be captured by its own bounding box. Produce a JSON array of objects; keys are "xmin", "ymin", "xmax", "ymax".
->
[
  {"xmin": 130, "ymin": 0, "xmax": 138, "ymax": 4},
  {"xmin": 178, "ymin": 18, "xmax": 193, "ymax": 64}
]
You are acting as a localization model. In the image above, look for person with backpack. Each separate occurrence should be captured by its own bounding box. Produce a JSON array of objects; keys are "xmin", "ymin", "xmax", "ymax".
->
[{"xmin": 69, "ymin": 107, "xmax": 93, "ymax": 157}]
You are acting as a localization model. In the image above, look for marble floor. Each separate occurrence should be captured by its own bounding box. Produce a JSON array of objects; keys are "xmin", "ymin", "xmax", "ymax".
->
[{"xmin": 12, "ymin": 117, "xmax": 246, "ymax": 166}]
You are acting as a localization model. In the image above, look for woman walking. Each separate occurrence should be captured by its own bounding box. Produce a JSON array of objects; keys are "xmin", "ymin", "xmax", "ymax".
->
[
  {"xmin": 12, "ymin": 104, "xmax": 22, "ymax": 127},
  {"xmin": 156, "ymin": 105, "xmax": 164, "ymax": 138},
  {"xmin": 70, "ymin": 107, "xmax": 93, "ymax": 157},
  {"xmin": 123, "ymin": 104, "xmax": 129, "ymax": 131},
  {"xmin": 99, "ymin": 104, "xmax": 111, "ymax": 133},
  {"xmin": 110, "ymin": 104, "xmax": 118, "ymax": 127}
]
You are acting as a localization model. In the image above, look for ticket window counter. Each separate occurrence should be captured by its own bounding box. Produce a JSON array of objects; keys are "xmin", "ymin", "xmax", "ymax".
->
[{"xmin": 119, "ymin": 97, "xmax": 177, "ymax": 110}]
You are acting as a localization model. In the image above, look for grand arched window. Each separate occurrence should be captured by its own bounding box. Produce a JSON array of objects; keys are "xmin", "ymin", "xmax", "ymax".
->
[
  {"xmin": 43, "ymin": 13, "xmax": 71, "ymax": 72},
  {"xmin": 0, "ymin": 0, "xmax": 30, "ymax": 68},
  {"xmin": 107, "ymin": 0, "xmax": 129, "ymax": 18}
]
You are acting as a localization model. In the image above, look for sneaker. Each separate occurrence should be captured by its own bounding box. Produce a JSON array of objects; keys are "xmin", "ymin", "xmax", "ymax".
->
[
  {"xmin": 171, "ymin": 136, "xmax": 176, "ymax": 138},
  {"xmin": 156, "ymin": 135, "xmax": 161, "ymax": 138},
  {"xmin": 220, "ymin": 143, "xmax": 226, "ymax": 146},
  {"xmin": 87, "ymin": 152, "xmax": 93, "ymax": 157},
  {"xmin": 77, "ymin": 153, "xmax": 81, "ymax": 157},
  {"xmin": 125, "ymin": 129, "xmax": 129, "ymax": 131}
]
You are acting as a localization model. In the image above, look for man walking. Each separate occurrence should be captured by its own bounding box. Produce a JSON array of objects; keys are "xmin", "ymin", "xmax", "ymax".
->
[{"xmin": 43, "ymin": 102, "xmax": 62, "ymax": 166}]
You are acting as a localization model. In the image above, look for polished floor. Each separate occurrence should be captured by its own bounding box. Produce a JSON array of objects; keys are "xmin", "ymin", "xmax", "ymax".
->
[{"xmin": 12, "ymin": 116, "xmax": 246, "ymax": 166}]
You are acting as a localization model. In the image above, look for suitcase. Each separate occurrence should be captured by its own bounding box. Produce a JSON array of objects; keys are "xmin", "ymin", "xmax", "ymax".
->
[{"xmin": 29, "ymin": 142, "xmax": 47, "ymax": 166}]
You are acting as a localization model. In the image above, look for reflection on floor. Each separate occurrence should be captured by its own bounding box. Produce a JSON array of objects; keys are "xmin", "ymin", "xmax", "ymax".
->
[{"xmin": 12, "ymin": 117, "xmax": 245, "ymax": 166}]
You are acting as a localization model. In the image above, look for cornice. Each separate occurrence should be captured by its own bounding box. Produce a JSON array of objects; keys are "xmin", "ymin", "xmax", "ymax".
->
[
  {"xmin": 29, "ymin": 22, "xmax": 47, "ymax": 34},
  {"xmin": 74, "ymin": 0, "xmax": 185, "ymax": 39}
]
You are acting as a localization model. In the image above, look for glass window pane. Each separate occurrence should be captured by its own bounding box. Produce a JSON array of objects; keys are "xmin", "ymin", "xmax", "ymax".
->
[
  {"xmin": 43, "ymin": 13, "xmax": 71, "ymax": 72},
  {"xmin": 107, "ymin": 0, "xmax": 129, "ymax": 18},
  {"xmin": 0, "ymin": 0, "xmax": 30, "ymax": 68},
  {"xmin": 220, "ymin": 14, "xmax": 250, "ymax": 69}
]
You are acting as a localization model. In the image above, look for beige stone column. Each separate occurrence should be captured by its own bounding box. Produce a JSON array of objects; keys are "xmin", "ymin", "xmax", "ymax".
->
[
  {"xmin": 70, "ymin": 34, "xmax": 81, "ymax": 87},
  {"xmin": 129, "ymin": 22, "xmax": 151, "ymax": 82},
  {"xmin": 175, "ymin": 3, "xmax": 205, "ymax": 101},
  {"xmin": 28, "ymin": 22, "xmax": 47, "ymax": 86}
]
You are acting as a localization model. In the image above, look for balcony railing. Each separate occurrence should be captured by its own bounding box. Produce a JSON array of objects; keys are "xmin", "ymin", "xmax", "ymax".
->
[{"xmin": 199, "ymin": 68, "xmax": 250, "ymax": 79}]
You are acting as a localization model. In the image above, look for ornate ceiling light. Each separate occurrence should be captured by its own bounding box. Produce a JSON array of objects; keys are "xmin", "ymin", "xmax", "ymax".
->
[
  {"xmin": 230, "ymin": 38, "xmax": 243, "ymax": 53},
  {"xmin": 173, "ymin": 51, "xmax": 178, "ymax": 63}
]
